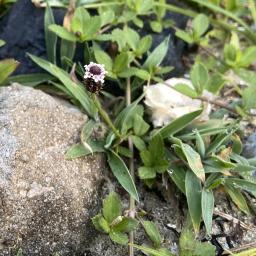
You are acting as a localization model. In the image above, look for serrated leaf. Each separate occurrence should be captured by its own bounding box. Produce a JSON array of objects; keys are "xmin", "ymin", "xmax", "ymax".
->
[
  {"xmin": 109, "ymin": 231, "xmax": 129, "ymax": 245},
  {"xmin": 142, "ymin": 221, "xmax": 162, "ymax": 248},
  {"xmin": 107, "ymin": 150, "xmax": 139, "ymax": 202},
  {"xmin": 202, "ymin": 189, "xmax": 214, "ymax": 235},
  {"xmin": 92, "ymin": 214, "xmax": 110, "ymax": 233},
  {"xmin": 103, "ymin": 192, "xmax": 122, "ymax": 223},
  {"xmin": 130, "ymin": 244, "xmax": 174, "ymax": 256},
  {"xmin": 113, "ymin": 217, "xmax": 138, "ymax": 233},
  {"xmin": 185, "ymin": 171, "xmax": 202, "ymax": 234},
  {"xmin": 138, "ymin": 166, "xmax": 156, "ymax": 179}
]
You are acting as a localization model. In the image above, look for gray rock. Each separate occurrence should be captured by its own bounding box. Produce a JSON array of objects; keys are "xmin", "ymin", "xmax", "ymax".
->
[{"xmin": 0, "ymin": 84, "xmax": 106, "ymax": 255}]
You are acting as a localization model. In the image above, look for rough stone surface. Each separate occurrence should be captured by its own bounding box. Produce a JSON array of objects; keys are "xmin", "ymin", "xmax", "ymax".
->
[{"xmin": 0, "ymin": 84, "xmax": 106, "ymax": 255}]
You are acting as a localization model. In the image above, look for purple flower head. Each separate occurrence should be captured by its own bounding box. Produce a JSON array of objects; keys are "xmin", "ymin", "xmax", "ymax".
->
[{"xmin": 84, "ymin": 62, "xmax": 107, "ymax": 84}]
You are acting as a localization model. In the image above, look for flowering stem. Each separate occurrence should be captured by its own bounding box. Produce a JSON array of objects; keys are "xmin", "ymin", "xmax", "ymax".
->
[
  {"xmin": 91, "ymin": 93, "xmax": 122, "ymax": 138},
  {"xmin": 126, "ymin": 76, "xmax": 135, "ymax": 256}
]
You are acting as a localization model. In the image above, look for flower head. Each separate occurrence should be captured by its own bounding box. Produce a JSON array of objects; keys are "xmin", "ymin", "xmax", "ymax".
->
[
  {"xmin": 84, "ymin": 62, "xmax": 107, "ymax": 84},
  {"xmin": 84, "ymin": 62, "xmax": 107, "ymax": 93}
]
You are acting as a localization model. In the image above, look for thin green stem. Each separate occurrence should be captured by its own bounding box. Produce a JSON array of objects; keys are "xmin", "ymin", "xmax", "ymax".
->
[
  {"xmin": 91, "ymin": 93, "xmax": 122, "ymax": 138},
  {"xmin": 83, "ymin": 1, "xmax": 123, "ymax": 9},
  {"xmin": 126, "ymin": 75, "xmax": 135, "ymax": 256}
]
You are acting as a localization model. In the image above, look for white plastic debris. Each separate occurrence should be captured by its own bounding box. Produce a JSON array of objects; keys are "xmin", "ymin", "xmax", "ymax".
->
[{"xmin": 144, "ymin": 78, "xmax": 214, "ymax": 127}]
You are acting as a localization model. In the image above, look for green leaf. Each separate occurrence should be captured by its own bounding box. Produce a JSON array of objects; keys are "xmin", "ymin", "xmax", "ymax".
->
[
  {"xmin": 93, "ymin": 43, "xmax": 113, "ymax": 72},
  {"xmin": 168, "ymin": 167, "xmax": 186, "ymax": 194},
  {"xmin": 175, "ymin": 29, "xmax": 194, "ymax": 44},
  {"xmin": 239, "ymin": 46, "xmax": 256, "ymax": 67},
  {"xmin": 0, "ymin": 59, "xmax": 19, "ymax": 84},
  {"xmin": 0, "ymin": 39, "xmax": 5, "ymax": 47},
  {"xmin": 85, "ymin": 16, "xmax": 102, "ymax": 40},
  {"xmin": 206, "ymin": 74, "xmax": 226, "ymax": 94},
  {"xmin": 136, "ymin": 35, "xmax": 152, "ymax": 55},
  {"xmin": 131, "ymin": 135, "xmax": 146, "ymax": 151},
  {"xmin": 28, "ymin": 54, "xmax": 97, "ymax": 119},
  {"xmin": 225, "ymin": 184, "xmax": 250, "ymax": 214},
  {"xmin": 138, "ymin": 166, "xmax": 156, "ymax": 179},
  {"xmin": 224, "ymin": 44, "xmax": 237, "ymax": 66},
  {"xmin": 242, "ymin": 85, "xmax": 256, "ymax": 110},
  {"xmin": 201, "ymin": 189, "xmax": 214, "ymax": 235},
  {"xmin": 192, "ymin": 14, "xmax": 209, "ymax": 37},
  {"xmin": 103, "ymin": 192, "xmax": 122, "ymax": 223},
  {"xmin": 150, "ymin": 21, "xmax": 163, "ymax": 33},
  {"xmin": 123, "ymin": 27, "xmax": 140, "ymax": 51},
  {"xmin": 130, "ymin": 244, "xmax": 174, "ymax": 256},
  {"xmin": 71, "ymin": 7, "xmax": 90, "ymax": 36},
  {"xmin": 113, "ymin": 217, "xmax": 138, "ymax": 233},
  {"xmin": 133, "ymin": 114, "xmax": 150, "ymax": 136},
  {"xmin": 195, "ymin": 130, "xmax": 205, "ymax": 157},
  {"xmin": 142, "ymin": 221, "xmax": 162, "ymax": 248},
  {"xmin": 190, "ymin": 62, "xmax": 208, "ymax": 94},
  {"xmin": 65, "ymin": 141, "xmax": 105, "ymax": 159},
  {"xmin": 118, "ymin": 67, "xmax": 150, "ymax": 80},
  {"xmin": 113, "ymin": 52, "xmax": 129, "ymax": 74},
  {"xmin": 6, "ymin": 73, "xmax": 53, "ymax": 87},
  {"xmin": 109, "ymin": 231, "xmax": 129, "ymax": 245},
  {"xmin": 80, "ymin": 120, "xmax": 96, "ymax": 153},
  {"xmin": 178, "ymin": 141, "xmax": 205, "ymax": 182},
  {"xmin": 174, "ymin": 83, "xmax": 198, "ymax": 98},
  {"xmin": 60, "ymin": 39, "xmax": 76, "ymax": 69},
  {"xmin": 107, "ymin": 150, "xmax": 139, "ymax": 202},
  {"xmin": 155, "ymin": 109, "xmax": 203, "ymax": 139},
  {"xmin": 100, "ymin": 9, "xmax": 115, "ymax": 26},
  {"xmin": 225, "ymin": 178, "xmax": 256, "ymax": 195},
  {"xmin": 143, "ymin": 36, "xmax": 169, "ymax": 70},
  {"xmin": 180, "ymin": 226, "xmax": 215, "ymax": 256},
  {"xmin": 44, "ymin": 1, "xmax": 57, "ymax": 63},
  {"xmin": 185, "ymin": 171, "xmax": 202, "ymax": 234},
  {"xmin": 49, "ymin": 24, "xmax": 77, "ymax": 42},
  {"xmin": 92, "ymin": 214, "xmax": 110, "ymax": 233}
]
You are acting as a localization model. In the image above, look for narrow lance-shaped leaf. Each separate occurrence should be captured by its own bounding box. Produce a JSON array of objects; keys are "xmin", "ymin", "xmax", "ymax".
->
[
  {"xmin": 185, "ymin": 171, "xmax": 202, "ymax": 234},
  {"xmin": 28, "ymin": 54, "xmax": 97, "ymax": 119},
  {"xmin": 154, "ymin": 109, "xmax": 203, "ymax": 139},
  {"xmin": 181, "ymin": 142, "xmax": 205, "ymax": 182},
  {"xmin": 143, "ymin": 36, "xmax": 169, "ymax": 70},
  {"xmin": 225, "ymin": 184, "xmax": 250, "ymax": 214},
  {"xmin": 201, "ymin": 188, "xmax": 214, "ymax": 235},
  {"xmin": 44, "ymin": 1, "xmax": 57, "ymax": 63},
  {"xmin": 107, "ymin": 150, "xmax": 139, "ymax": 202}
]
